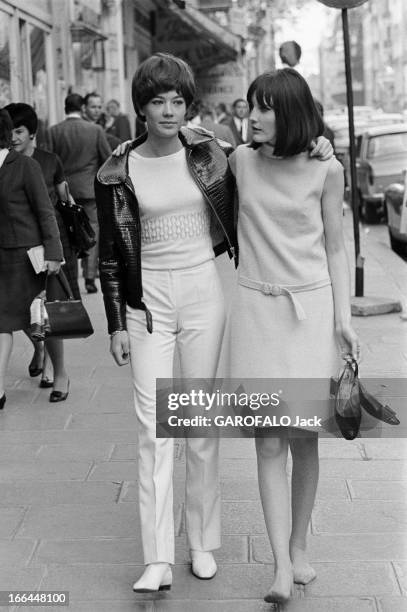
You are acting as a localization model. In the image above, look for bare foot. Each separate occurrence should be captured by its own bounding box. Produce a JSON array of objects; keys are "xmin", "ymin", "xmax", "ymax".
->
[
  {"xmin": 264, "ymin": 565, "xmax": 293, "ymax": 604},
  {"xmin": 290, "ymin": 545, "xmax": 316, "ymax": 585}
]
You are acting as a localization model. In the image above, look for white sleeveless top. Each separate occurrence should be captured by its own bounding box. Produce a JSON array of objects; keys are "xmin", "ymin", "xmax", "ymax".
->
[{"xmin": 128, "ymin": 148, "xmax": 213, "ymax": 270}]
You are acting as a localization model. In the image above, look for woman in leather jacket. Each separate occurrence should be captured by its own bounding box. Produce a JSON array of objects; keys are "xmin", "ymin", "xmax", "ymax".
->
[{"xmin": 95, "ymin": 53, "xmax": 237, "ymax": 593}]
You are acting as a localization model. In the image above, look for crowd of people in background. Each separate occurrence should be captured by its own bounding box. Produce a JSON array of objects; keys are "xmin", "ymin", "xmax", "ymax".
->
[{"xmin": 0, "ymin": 91, "xmax": 133, "ymax": 406}]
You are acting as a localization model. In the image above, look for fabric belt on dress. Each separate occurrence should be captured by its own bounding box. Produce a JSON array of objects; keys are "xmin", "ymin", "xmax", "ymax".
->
[{"xmin": 238, "ymin": 275, "xmax": 331, "ymax": 321}]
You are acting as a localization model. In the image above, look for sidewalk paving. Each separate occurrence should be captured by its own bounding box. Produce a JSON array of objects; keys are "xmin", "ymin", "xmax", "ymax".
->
[{"xmin": 0, "ymin": 211, "xmax": 406, "ymax": 612}]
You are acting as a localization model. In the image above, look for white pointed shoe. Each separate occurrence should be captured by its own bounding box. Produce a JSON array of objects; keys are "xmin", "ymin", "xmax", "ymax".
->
[
  {"xmin": 190, "ymin": 550, "xmax": 217, "ymax": 580},
  {"xmin": 132, "ymin": 563, "xmax": 172, "ymax": 593}
]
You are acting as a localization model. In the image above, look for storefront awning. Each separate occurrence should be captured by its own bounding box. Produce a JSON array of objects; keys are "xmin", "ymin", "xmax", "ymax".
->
[
  {"xmin": 154, "ymin": 3, "xmax": 240, "ymax": 72},
  {"xmin": 70, "ymin": 23, "xmax": 107, "ymax": 44}
]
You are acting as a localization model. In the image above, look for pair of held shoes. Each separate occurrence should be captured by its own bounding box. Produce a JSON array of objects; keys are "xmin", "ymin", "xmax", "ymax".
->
[{"xmin": 132, "ymin": 551, "xmax": 217, "ymax": 593}]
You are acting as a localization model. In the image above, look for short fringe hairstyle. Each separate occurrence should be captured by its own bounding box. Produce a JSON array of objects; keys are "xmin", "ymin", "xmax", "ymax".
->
[
  {"xmin": 131, "ymin": 53, "xmax": 196, "ymax": 120},
  {"xmin": 247, "ymin": 68, "xmax": 324, "ymax": 157},
  {"xmin": 4, "ymin": 103, "xmax": 38, "ymax": 135}
]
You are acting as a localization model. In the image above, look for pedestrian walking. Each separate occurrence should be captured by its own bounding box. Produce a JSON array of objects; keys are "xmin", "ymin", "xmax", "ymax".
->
[
  {"xmin": 222, "ymin": 98, "xmax": 252, "ymax": 145},
  {"xmin": 200, "ymin": 105, "xmax": 236, "ymax": 146},
  {"xmin": 0, "ymin": 109, "xmax": 63, "ymax": 410},
  {"xmin": 186, "ymin": 101, "xmax": 235, "ymax": 145},
  {"xmin": 215, "ymin": 102, "xmax": 231, "ymax": 125},
  {"xmin": 47, "ymin": 93, "xmax": 111, "ymax": 294},
  {"xmin": 97, "ymin": 54, "xmax": 331, "ymax": 596},
  {"xmin": 95, "ymin": 52, "xmax": 237, "ymax": 593},
  {"xmin": 5, "ymin": 102, "xmax": 77, "ymax": 400},
  {"xmin": 222, "ymin": 68, "xmax": 360, "ymax": 605},
  {"xmin": 82, "ymin": 92, "xmax": 121, "ymax": 149},
  {"xmin": 101, "ymin": 99, "xmax": 132, "ymax": 142}
]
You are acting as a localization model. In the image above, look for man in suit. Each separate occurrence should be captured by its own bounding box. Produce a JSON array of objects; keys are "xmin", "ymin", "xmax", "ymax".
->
[
  {"xmin": 104, "ymin": 99, "xmax": 132, "ymax": 142},
  {"xmin": 82, "ymin": 92, "xmax": 121, "ymax": 150},
  {"xmin": 221, "ymin": 98, "xmax": 252, "ymax": 146},
  {"xmin": 200, "ymin": 105, "xmax": 236, "ymax": 146},
  {"xmin": 186, "ymin": 101, "xmax": 236, "ymax": 146},
  {"xmin": 48, "ymin": 93, "xmax": 111, "ymax": 293},
  {"xmin": 214, "ymin": 102, "xmax": 230, "ymax": 126}
]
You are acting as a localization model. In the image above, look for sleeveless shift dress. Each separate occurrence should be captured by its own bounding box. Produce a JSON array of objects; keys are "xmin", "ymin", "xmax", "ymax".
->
[{"xmin": 221, "ymin": 145, "xmax": 344, "ymax": 431}]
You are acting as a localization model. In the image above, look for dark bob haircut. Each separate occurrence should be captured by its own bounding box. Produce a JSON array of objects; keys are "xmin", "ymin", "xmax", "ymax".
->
[
  {"xmin": 247, "ymin": 68, "xmax": 324, "ymax": 157},
  {"xmin": 0, "ymin": 109, "xmax": 13, "ymax": 148},
  {"xmin": 4, "ymin": 102, "xmax": 38, "ymax": 135},
  {"xmin": 131, "ymin": 53, "xmax": 195, "ymax": 120}
]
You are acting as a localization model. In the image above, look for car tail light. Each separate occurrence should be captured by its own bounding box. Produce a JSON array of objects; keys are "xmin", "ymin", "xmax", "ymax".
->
[{"xmin": 367, "ymin": 164, "xmax": 374, "ymax": 186}]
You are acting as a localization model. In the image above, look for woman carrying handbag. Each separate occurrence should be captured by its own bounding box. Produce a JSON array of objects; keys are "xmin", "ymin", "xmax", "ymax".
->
[
  {"xmin": 5, "ymin": 102, "xmax": 76, "ymax": 400},
  {"xmin": 0, "ymin": 110, "xmax": 63, "ymax": 409}
]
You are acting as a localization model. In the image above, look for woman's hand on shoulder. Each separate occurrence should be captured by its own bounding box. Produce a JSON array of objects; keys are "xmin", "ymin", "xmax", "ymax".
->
[
  {"xmin": 310, "ymin": 136, "xmax": 333, "ymax": 161},
  {"xmin": 45, "ymin": 260, "xmax": 62, "ymax": 275},
  {"xmin": 110, "ymin": 330, "xmax": 130, "ymax": 366},
  {"xmin": 112, "ymin": 140, "xmax": 132, "ymax": 157}
]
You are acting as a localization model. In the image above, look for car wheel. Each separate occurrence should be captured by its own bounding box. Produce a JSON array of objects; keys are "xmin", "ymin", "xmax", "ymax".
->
[
  {"xmin": 388, "ymin": 227, "xmax": 407, "ymax": 256},
  {"xmin": 361, "ymin": 200, "xmax": 382, "ymax": 224}
]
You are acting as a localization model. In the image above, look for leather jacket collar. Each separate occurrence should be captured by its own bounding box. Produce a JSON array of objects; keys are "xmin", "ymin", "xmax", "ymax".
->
[{"xmin": 97, "ymin": 126, "xmax": 217, "ymax": 186}]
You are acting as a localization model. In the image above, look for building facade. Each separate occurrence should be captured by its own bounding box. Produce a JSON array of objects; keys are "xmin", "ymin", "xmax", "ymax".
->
[
  {"xmin": 362, "ymin": 0, "xmax": 407, "ymax": 112},
  {"xmin": 0, "ymin": 0, "xmax": 241, "ymax": 129},
  {"xmin": 319, "ymin": 6, "xmax": 365, "ymax": 110},
  {"xmin": 319, "ymin": 0, "xmax": 407, "ymax": 113},
  {"xmin": 0, "ymin": 0, "xmax": 57, "ymax": 124}
]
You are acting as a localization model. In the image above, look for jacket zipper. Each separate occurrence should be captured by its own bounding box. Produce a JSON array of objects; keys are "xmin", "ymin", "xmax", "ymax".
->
[
  {"xmin": 187, "ymin": 149, "xmax": 235, "ymax": 258},
  {"xmin": 123, "ymin": 176, "xmax": 153, "ymax": 333}
]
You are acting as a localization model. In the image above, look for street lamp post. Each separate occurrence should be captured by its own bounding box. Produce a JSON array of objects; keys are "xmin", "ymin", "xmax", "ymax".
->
[
  {"xmin": 317, "ymin": 0, "xmax": 369, "ymax": 297},
  {"xmin": 317, "ymin": 0, "xmax": 402, "ymax": 316}
]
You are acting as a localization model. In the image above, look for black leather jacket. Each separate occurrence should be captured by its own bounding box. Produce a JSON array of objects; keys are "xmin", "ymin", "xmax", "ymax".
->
[{"xmin": 95, "ymin": 126, "xmax": 237, "ymax": 334}]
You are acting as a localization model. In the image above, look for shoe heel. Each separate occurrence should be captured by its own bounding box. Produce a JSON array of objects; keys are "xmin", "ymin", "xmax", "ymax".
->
[
  {"xmin": 0, "ymin": 394, "xmax": 5, "ymax": 410},
  {"xmin": 158, "ymin": 584, "xmax": 172, "ymax": 591}
]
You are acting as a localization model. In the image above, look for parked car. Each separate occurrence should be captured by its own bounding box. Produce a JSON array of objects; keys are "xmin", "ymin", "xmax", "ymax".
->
[
  {"xmin": 384, "ymin": 170, "xmax": 407, "ymax": 256},
  {"xmin": 330, "ymin": 114, "xmax": 404, "ymax": 180},
  {"xmin": 355, "ymin": 124, "xmax": 407, "ymax": 223}
]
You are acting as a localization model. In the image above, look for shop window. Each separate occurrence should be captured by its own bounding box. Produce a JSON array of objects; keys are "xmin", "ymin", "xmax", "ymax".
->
[
  {"xmin": 30, "ymin": 26, "xmax": 49, "ymax": 127},
  {"xmin": 0, "ymin": 12, "xmax": 11, "ymax": 107}
]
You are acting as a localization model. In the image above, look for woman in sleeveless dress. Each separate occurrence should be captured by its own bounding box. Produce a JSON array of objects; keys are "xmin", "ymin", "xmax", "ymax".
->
[{"xmin": 225, "ymin": 69, "xmax": 360, "ymax": 604}]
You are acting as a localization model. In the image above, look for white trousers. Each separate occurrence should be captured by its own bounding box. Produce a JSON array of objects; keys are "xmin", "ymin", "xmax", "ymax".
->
[{"xmin": 126, "ymin": 260, "xmax": 226, "ymax": 564}]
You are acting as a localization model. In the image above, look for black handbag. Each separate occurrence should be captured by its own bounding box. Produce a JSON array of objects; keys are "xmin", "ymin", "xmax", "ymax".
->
[
  {"xmin": 56, "ymin": 185, "xmax": 96, "ymax": 258},
  {"xmin": 44, "ymin": 270, "xmax": 94, "ymax": 339}
]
